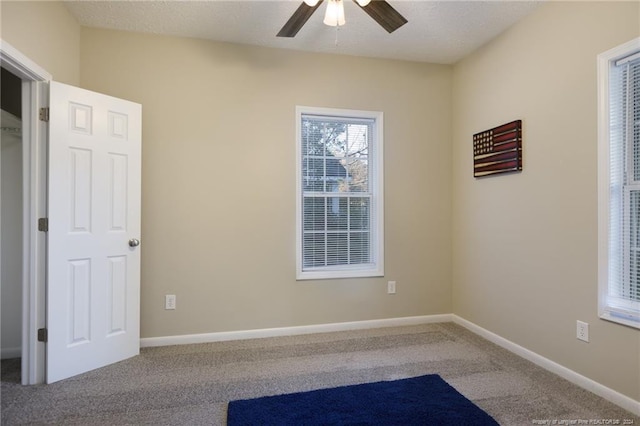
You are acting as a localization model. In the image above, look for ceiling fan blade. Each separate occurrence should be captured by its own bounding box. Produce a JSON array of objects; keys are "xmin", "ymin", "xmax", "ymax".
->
[
  {"xmin": 277, "ymin": 1, "xmax": 324, "ymax": 38},
  {"xmin": 355, "ymin": 0, "xmax": 407, "ymax": 33}
]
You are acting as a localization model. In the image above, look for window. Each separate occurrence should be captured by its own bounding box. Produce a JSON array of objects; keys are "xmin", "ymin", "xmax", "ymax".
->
[
  {"xmin": 598, "ymin": 38, "xmax": 640, "ymax": 329},
  {"xmin": 296, "ymin": 106, "xmax": 384, "ymax": 280}
]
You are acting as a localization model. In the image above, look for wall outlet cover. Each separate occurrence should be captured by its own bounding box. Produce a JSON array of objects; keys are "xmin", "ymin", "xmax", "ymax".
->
[
  {"xmin": 165, "ymin": 294, "xmax": 176, "ymax": 310},
  {"xmin": 387, "ymin": 281, "xmax": 396, "ymax": 294},
  {"xmin": 576, "ymin": 320, "xmax": 589, "ymax": 342}
]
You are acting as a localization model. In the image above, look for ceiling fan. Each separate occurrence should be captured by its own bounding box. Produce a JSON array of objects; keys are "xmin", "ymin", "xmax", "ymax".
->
[{"xmin": 277, "ymin": 0, "xmax": 408, "ymax": 38}]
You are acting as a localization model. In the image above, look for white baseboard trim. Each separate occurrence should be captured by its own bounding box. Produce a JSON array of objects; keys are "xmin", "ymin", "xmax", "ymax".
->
[
  {"xmin": 1, "ymin": 346, "xmax": 21, "ymax": 360},
  {"xmin": 452, "ymin": 315, "xmax": 640, "ymax": 416},
  {"xmin": 140, "ymin": 314, "xmax": 452, "ymax": 348}
]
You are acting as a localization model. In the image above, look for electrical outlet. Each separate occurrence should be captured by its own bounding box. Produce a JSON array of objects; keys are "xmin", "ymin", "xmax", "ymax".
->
[
  {"xmin": 387, "ymin": 281, "xmax": 396, "ymax": 294},
  {"xmin": 576, "ymin": 320, "xmax": 589, "ymax": 342},
  {"xmin": 165, "ymin": 294, "xmax": 176, "ymax": 310}
]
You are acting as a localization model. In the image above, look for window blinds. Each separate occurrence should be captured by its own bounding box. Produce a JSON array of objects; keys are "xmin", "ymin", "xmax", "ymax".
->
[
  {"xmin": 606, "ymin": 53, "xmax": 640, "ymax": 322},
  {"xmin": 301, "ymin": 114, "xmax": 374, "ymax": 270}
]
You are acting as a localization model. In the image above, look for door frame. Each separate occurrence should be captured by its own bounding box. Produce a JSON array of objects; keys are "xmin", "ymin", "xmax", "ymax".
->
[{"xmin": 0, "ymin": 39, "xmax": 51, "ymax": 384}]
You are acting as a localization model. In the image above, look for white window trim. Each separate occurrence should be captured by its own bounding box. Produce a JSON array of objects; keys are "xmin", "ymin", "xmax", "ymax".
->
[
  {"xmin": 295, "ymin": 106, "xmax": 384, "ymax": 280},
  {"xmin": 597, "ymin": 37, "xmax": 640, "ymax": 329}
]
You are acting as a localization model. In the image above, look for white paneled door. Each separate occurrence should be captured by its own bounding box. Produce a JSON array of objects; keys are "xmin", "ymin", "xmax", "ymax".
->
[{"xmin": 46, "ymin": 81, "xmax": 141, "ymax": 383}]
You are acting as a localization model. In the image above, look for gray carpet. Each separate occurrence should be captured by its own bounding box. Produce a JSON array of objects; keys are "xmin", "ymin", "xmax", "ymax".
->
[{"xmin": 1, "ymin": 322, "xmax": 638, "ymax": 425}]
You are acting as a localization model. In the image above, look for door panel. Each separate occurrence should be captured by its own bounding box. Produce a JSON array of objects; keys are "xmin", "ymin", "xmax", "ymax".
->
[{"xmin": 46, "ymin": 81, "xmax": 141, "ymax": 383}]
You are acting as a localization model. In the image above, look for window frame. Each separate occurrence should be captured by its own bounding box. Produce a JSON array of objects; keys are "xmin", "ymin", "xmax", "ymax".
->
[
  {"xmin": 597, "ymin": 37, "xmax": 640, "ymax": 329},
  {"xmin": 295, "ymin": 106, "xmax": 384, "ymax": 280}
]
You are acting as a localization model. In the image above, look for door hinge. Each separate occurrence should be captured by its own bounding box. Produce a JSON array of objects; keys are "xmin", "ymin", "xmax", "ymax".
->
[
  {"xmin": 38, "ymin": 218, "xmax": 48, "ymax": 232},
  {"xmin": 39, "ymin": 107, "xmax": 50, "ymax": 122},
  {"xmin": 37, "ymin": 328, "xmax": 48, "ymax": 343}
]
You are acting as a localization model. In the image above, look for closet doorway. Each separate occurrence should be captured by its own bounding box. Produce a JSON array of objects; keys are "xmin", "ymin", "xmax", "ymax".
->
[{"xmin": 1, "ymin": 66, "xmax": 24, "ymax": 361}]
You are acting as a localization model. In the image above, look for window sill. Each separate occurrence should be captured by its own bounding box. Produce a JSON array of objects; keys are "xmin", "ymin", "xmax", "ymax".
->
[
  {"xmin": 297, "ymin": 266, "xmax": 384, "ymax": 281},
  {"xmin": 599, "ymin": 311, "xmax": 640, "ymax": 330}
]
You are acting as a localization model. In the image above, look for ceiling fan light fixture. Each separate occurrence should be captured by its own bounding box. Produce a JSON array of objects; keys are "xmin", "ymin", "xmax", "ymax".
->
[
  {"xmin": 323, "ymin": 0, "xmax": 346, "ymax": 27},
  {"xmin": 277, "ymin": 0, "xmax": 407, "ymax": 38}
]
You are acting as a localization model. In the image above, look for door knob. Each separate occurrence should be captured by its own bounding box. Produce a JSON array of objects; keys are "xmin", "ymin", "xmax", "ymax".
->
[{"xmin": 128, "ymin": 238, "xmax": 140, "ymax": 247}]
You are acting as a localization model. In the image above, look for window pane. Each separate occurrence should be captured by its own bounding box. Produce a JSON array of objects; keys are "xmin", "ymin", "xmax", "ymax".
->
[
  {"xmin": 631, "ymin": 251, "xmax": 640, "ymax": 301},
  {"xmin": 301, "ymin": 121, "xmax": 326, "ymax": 157},
  {"xmin": 350, "ymin": 232, "xmax": 370, "ymax": 264},
  {"xmin": 326, "ymin": 157, "xmax": 347, "ymax": 182},
  {"xmin": 629, "ymin": 190, "xmax": 640, "ymax": 301},
  {"xmin": 635, "ymin": 123, "xmax": 640, "ymax": 182},
  {"xmin": 302, "ymin": 158, "xmax": 326, "ymax": 192},
  {"xmin": 634, "ymin": 61, "xmax": 640, "ymax": 179},
  {"xmin": 327, "ymin": 197, "xmax": 348, "ymax": 230},
  {"xmin": 349, "ymin": 197, "xmax": 370, "ymax": 230},
  {"xmin": 326, "ymin": 232, "xmax": 348, "ymax": 266},
  {"xmin": 627, "ymin": 59, "xmax": 640, "ymax": 301},
  {"xmin": 345, "ymin": 156, "xmax": 368, "ymax": 192},
  {"xmin": 303, "ymin": 197, "xmax": 325, "ymax": 231},
  {"xmin": 303, "ymin": 233, "xmax": 325, "ymax": 268}
]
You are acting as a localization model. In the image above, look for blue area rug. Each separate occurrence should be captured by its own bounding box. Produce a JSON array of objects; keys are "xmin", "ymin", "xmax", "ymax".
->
[{"xmin": 227, "ymin": 374, "xmax": 498, "ymax": 425}]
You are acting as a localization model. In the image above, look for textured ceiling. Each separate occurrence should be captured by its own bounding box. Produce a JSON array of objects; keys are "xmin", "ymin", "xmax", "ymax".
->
[{"xmin": 64, "ymin": 0, "xmax": 541, "ymax": 64}]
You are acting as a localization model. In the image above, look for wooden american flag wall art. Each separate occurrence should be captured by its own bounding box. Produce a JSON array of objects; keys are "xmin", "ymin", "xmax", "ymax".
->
[{"xmin": 473, "ymin": 120, "xmax": 522, "ymax": 177}]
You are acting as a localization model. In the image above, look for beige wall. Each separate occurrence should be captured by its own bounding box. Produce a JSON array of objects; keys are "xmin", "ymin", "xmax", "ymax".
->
[
  {"xmin": 0, "ymin": 1, "xmax": 81, "ymax": 85},
  {"xmin": 452, "ymin": 1, "xmax": 640, "ymax": 401},
  {"xmin": 79, "ymin": 28, "xmax": 453, "ymax": 338}
]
